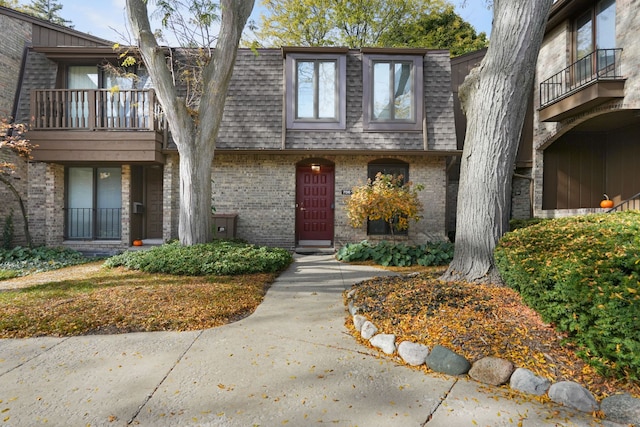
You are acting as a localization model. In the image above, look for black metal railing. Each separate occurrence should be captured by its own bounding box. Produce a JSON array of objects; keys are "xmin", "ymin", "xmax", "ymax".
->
[
  {"xmin": 65, "ymin": 208, "xmax": 122, "ymax": 240},
  {"xmin": 540, "ymin": 48, "xmax": 623, "ymax": 108},
  {"xmin": 607, "ymin": 192, "xmax": 640, "ymax": 213}
]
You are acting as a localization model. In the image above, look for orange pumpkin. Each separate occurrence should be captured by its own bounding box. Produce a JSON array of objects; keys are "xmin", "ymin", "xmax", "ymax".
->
[
  {"xmin": 600, "ymin": 194, "xmax": 614, "ymax": 209},
  {"xmin": 132, "ymin": 239, "xmax": 144, "ymax": 246}
]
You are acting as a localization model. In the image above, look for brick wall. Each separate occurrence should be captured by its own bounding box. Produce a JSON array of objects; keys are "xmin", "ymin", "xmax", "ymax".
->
[
  {"xmin": 0, "ymin": 14, "xmax": 30, "ymax": 115},
  {"xmin": 206, "ymin": 153, "xmax": 448, "ymax": 249},
  {"xmin": 0, "ymin": 14, "xmax": 31, "ymax": 247}
]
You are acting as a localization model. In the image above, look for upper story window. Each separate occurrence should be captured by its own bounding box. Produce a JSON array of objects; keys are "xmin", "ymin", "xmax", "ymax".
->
[
  {"xmin": 285, "ymin": 53, "xmax": 346, "ymax": 130},
  {"xmin": 363, "ymin": 54, "xmax": 423, "ymax": 131},
  {"xmin": 575, "ymin": 0, "xmax": 616, "ymax": 79}
]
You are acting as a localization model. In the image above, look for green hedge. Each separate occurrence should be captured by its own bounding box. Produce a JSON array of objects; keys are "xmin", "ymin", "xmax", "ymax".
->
[
  {"xmin": 495, "ymin": 212, "xmax": 640, "ymax": 379},
  {"xmin": 336, "ymin": 240, "xmax": 454, "ymax": 267},
  {"xmin": 104, "ymin": 240, "xmax": 293, "ymax": 276}
]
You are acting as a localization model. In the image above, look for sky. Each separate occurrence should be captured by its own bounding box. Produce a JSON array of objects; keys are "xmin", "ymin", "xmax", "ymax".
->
[{"xmin": 50, "ymin": 0, "xmax": 493, "ymax": 44}]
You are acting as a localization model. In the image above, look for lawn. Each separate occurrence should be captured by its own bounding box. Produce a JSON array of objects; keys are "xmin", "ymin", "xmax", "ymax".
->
[
  {"xmin": 0, "ymin": 261, "xmax": 277, "ymax": 338},
  {"xmin": 0, "ymin": 240, "xmax": 293, "ymax": 338}
]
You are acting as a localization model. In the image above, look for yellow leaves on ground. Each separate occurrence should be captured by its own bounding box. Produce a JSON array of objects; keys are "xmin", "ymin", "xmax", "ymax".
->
[
  {"xmin": 346, "ymin": 267, "xmax": 640, "ymax": 401},
  {"xmin": 0, "ymin": 266, "xmax": 276, "ymax": 338}
]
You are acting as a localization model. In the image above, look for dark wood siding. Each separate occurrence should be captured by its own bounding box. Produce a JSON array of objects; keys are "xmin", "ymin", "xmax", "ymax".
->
[
  {"xmin": 31, "ymin": 23, "xmax": 111, "ymax": 48},
  {"xmin": 543, "ymin": 122, "xmax": 640, "ymax": 209}
]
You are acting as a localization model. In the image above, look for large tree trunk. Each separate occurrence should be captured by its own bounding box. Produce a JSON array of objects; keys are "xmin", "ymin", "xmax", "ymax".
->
[
  {"xmin": 441, "ymin": 0, "xmax": 553, "ymax": 284},
  {"xmin": 126, "ymin": 0, "xmax": 254, "ymax": 245}
]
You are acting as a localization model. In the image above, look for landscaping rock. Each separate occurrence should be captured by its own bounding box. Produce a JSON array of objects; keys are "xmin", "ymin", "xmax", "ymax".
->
[
  {"xmin": 509, "ymin": 368, "xmax": 550, "ymax": 396},
  {"xmin": 353, "ymin": 315, "xmax": 367, "ymax": 332},
  {"xmin": 600, "ymin": 393, "xmax": 640, "ymax": 425},
  {"xmin": 468, "ymin": 357, "xmax": 514, "ymax": 386},
  {"xmin": 347, "ymin": 300, "xmax": 358, "ymax": 315},
  {"xmin": 370, "ymin": 334, "xmax": 396, "ymax": 355},
  {"xmin": 398, "ymin": 341, "xmax": 429, "ymax": 366},
  {"xmin": 548, "ymin": 381, "xmax": 598, "ymax": 413},
  {"xmin": 425, "ymin": 345, "xmax": 471, "ymax": 376},
  {"xmin": 360, "ymin": 321, "xmax": 378, "ymax": 340}
]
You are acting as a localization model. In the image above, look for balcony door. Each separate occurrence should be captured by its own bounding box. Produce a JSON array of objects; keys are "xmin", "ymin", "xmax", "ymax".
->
[
  {"xmin": 67, "ymin": 65, "xmax": 152, "ymax": 129},
  {"xmin": 67, "ymin": 66, "xmax": 99, "ymax": 127},
  {"xmin": 575, "ymin": 0, "xmax": 616, "ymax": 83}
]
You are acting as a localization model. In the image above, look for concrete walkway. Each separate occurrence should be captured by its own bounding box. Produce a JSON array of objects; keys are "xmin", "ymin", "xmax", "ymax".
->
[{"xmin": 0, "ymin": 255, "xmax": 616, "ymax": 426}]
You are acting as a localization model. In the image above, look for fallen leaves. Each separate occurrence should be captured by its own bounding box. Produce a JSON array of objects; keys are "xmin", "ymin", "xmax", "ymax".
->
[
  {"xmin": 346, "ymin": 266, "xmax": 640, "ymax": 401},
  {"xmin": 0, "ymin": 265, "xmax": 276, "ymax": 338}
]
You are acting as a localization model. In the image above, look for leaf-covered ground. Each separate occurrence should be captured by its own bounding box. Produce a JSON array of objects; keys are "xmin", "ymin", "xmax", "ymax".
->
[
  {"xmin": 0, "ymin": 262, "xmax": 275, "ymax": 338},
  {"xmin": 346, "ymin": 265, "xmax": 640, "ymax": 402}
]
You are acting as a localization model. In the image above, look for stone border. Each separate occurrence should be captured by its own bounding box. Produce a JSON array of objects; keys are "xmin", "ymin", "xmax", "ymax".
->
[{"xmin": 346, "ymin": 289, "xmax": 640, "ymax": 426}]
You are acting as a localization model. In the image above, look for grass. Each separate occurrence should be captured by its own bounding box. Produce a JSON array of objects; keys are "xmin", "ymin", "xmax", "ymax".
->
[
  {"xmin": 0, "ymin": 262, "xmax": 276, "ymax": 338},
  {"xmin": 0, "ymin": 240, "xmax": 292, "ymax": 338}
]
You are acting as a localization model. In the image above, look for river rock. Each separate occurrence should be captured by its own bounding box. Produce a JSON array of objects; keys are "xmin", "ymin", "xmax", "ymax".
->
[
  {"xmin": 509, "ymin": 368, "xmax": 550, "ymax": 396},
  {"xmin": 425, "ymin": 345, "xmax": 471, "ymax": 376},
  {"xmin": 548, "ymin": 381, "xmax": 598, "ymax": 413},
  {"xmin": 468, "ymin": 357, "xmax": 514, "ymax": 386},
  {"xmin": 398, "ymin": 341, "xmax": 430, "ymax": 366}
]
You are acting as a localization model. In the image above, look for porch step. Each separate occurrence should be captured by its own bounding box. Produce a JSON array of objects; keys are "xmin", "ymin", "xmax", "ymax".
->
[{"xmin": 295, "ymin": 247, "xmax": 336, "ymax": 255}]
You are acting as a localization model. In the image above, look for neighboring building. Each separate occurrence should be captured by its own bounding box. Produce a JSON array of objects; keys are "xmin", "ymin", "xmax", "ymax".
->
[
  {"xmin": 533, "ymin": 0, "xmax": 639, "ymax": 216},
  {"xmin": 0, "ymin": 6, "xmax": 111, "ymax": 247},
  {"xmin": 3, "ymin": 6, "xmax": 460, "ymax": 254}
]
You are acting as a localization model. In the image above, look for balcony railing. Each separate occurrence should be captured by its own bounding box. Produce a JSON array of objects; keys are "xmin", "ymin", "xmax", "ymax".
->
[
  {"xmin": 540, "ymin": 48, "xmax": 623, "ymax": 108},
  {"xmin": 31, "ymin": 89, "xmax": 166, "ymax": 132},
  {"xmin": 65, "ymin": 208, "xmax": 122, "ymax": 240}
]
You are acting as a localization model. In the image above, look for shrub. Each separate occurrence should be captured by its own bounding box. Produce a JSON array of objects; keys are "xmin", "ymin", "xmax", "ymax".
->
[
  {"xmin": 336, "ymin": 240, "xmax": 454, "ymax": 267},
  {"xmin": 0, "ymin": 246, "xmax": 90, "ymax": 276},
  {"xmin": 104, "ymin": 240, "xmax": 293, "ymax": 276},
  {"xmin": 345, "ymin": 173, "xmax": 424, "ymax": 235},
  {"xmin": 495, "ymin": 212, "xmax": 640, "ymax": 379}
]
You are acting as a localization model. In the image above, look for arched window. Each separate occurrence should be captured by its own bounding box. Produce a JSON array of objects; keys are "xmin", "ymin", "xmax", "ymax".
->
[{"xmin": 367, "ymin": 159, "xmax": 409, "ymax": 235}]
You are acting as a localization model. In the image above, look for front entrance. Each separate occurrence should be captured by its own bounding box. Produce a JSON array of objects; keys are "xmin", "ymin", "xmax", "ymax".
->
[
  {"xmin": 144, "ymin": 166, "xmax": 163, "ymax": 239},
  {"xmin": 296, "ymin": 161, "xmax": 335, "ymax": 247}
]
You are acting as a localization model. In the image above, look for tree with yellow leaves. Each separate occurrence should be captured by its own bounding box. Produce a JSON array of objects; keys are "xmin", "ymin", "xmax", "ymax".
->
[
  {"xmin": 0, "ymin": 117, "xmax": 33, "ymax": 247},
  {"xmin": 346, "ymin": 173, "xmax": 423, "ymax": 240}
]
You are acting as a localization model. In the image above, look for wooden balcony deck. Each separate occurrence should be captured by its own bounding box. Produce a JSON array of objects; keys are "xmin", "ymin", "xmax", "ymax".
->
[{"xmin": 29, "ymin": 89, "xmax": 168, "ymax": 163}]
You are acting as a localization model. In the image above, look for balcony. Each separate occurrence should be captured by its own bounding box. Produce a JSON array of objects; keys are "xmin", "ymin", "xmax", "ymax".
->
[
  {"xmin": 539, "ymin": 49, "xmax": 625, "ymax": 122},
  {"xmin": 29, "ymin": 89, "xmax": 168, "ymax": 163}
]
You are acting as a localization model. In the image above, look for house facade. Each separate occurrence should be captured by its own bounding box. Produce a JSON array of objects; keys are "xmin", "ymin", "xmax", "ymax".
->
[
  {"xmin": 534, "ymin": 0, "xmax": 640, "ymax": 216},
  {"xmin": 2, "ymin": 7, "xmax": 459, "ymax": 254}
]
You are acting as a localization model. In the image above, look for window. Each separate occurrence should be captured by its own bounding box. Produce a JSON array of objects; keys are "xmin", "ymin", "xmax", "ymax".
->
[
  {"xmin": 367, "ymin": 160, "xmax": 409, "ymax": 236},
  {"xmin": 363, "ymin": 55, "xmax": 423, "ymax": 131},
  {"xmin": 286, "ymin": 53, "xmax": 346, "ymax": 130},
  {"xmin": 574, "ymin": 0, "xmax": 616, "ymax": 81},
  {"xmin": 66, "ymin": 167, "xmax": 122, "ymax": 240}
]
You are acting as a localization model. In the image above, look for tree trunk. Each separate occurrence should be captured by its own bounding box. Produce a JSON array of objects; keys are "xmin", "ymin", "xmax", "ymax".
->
[
  {"xmin": 0, "ymin": 175, "xmax": 32, "ymax": 248},
  {"xmin": 126, "ymin": 0, "xmax": 254, "ymax": 245},
  {"xmin": 441, "ymin": 0, "xmax": 553, "ymax": 284}
]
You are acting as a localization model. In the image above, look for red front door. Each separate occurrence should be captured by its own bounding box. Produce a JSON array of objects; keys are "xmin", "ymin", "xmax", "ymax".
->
[{"xmin": 296, "ymin": 165, "xmax": 335, "ymax": 245}]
